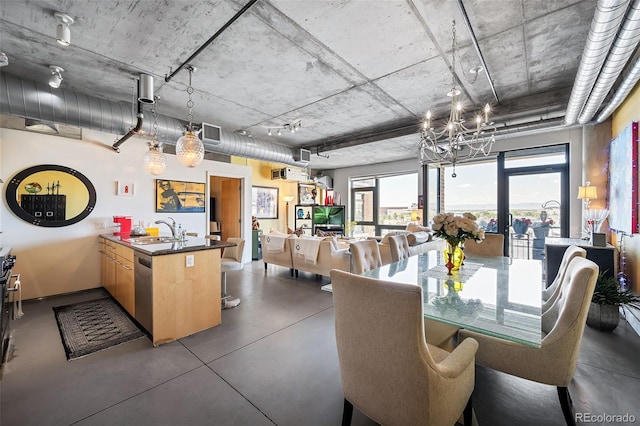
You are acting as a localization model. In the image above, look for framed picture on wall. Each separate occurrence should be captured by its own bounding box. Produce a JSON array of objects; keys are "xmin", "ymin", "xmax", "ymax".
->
[
  {"xmin": 298, "ymin": 183, "xmax": 317, "ymax": 205},
  {"xmin": 155, "ymin": 179, "xmax": 206, "ymax": 213},
  {"xmin": 252, "ymin": 186, "xmax": 279, "ymax": 219}
]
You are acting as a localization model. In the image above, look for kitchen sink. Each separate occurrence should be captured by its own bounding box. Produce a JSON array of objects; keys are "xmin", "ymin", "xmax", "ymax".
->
[{"xmin": 124, "ymin": 236, "xmax": 179, "ymax": 245}]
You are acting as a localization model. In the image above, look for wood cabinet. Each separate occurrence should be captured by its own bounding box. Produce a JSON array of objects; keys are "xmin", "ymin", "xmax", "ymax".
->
[
  {"xmin": 99, "ymin": 237, "xmax": 134, "ymax": 316},
  {"xmin": 115, "ymin": 244, "xmax": 135, "ymax": 315},
  {"xmin": 151, "ymin": 249, "xmax": 220, "ymax": 346}
]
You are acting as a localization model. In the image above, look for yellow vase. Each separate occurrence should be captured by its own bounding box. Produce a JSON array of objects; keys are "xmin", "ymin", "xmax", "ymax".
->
[{"xmin": 444, "ymin": 242, "xmax": 465, "ymax": 274}]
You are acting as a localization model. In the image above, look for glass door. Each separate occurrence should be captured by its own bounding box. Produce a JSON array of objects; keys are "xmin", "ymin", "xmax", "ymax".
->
[
  {"xmin": 500, "ymin": 146, "xmax": 569, "ymax": 262},
  {"xmin": 506, "ymin": 172, "xmax": 563, "ymax": 260}
]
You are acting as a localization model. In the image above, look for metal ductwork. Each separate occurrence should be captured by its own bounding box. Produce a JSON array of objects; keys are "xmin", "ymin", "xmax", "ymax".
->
[
  {"xmin": 596, "ymin": 55, "xmax": 640, "ymax": 122},
  {"xmin": 564, "ymin": 0, "xmax": 630, "ymax": 125},
  {"xmin": 0, "ymin": 73, "xmax": 308, "ymax": 167},
  {"xmin": 579, "ymin": 0, "xmax": 640, "ymax": 123}
]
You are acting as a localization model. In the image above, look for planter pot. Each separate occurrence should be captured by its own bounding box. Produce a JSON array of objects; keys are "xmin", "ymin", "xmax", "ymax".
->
[
  {"xmin": 513, "ymin": 222, "xmax": 529, "ymax": 236},
  {"xmin": 586, "ymin": 302, "xmax": 620, "ymax": 332},
  {"xmin": 533, "ymin": 227, "xmax": 549, "ymax": 240}
]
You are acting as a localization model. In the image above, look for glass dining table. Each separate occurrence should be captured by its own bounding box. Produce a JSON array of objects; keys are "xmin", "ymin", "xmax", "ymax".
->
[{"xmin": 362, "ymin": 250, "xmax": 543, "ymax": 348}]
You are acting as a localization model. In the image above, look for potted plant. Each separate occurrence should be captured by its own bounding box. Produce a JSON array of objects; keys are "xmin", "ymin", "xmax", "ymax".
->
[
  {"xmin": 587, "ymin": 271, "xmax": 640, "ymax": 331},
  {"xmin": 512, "ymin": 217, "xmax": 531, "ymax": 236}
]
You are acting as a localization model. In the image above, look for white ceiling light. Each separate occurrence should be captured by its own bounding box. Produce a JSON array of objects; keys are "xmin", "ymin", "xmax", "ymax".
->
[
  {"xmin": 144, "ymin": 96, "xmax": 166, "ymax": 175},
  {"xmin": 419, "ymin": 20, "xmax": 495, "ymax": 178},
  {"xmin": 175, "ymin": 65, "xmax": 204, "ymax": 167},
  {"xmin": 54, "ymin": 12, "xmax": 74, "ymax": 46},
  {"xmin": 267, "ymin": 119, "xmax": 302, "ymax": 136},
  {"xmin": 48, "ymin": 65, "xmax": 64, "ymax": 88}
]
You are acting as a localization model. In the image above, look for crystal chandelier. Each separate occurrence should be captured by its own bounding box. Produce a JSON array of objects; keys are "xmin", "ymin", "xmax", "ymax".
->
[
  {"xmin": 419, "ymin": 20, "xmax": 496, "ymax": 177},
  {"xmin": 176, "ymin": 65, "xmax": 204, "ymax": 167},
  {"xmin": 144, "ymin": 96, "xmax": 166, "ymax": 175}
]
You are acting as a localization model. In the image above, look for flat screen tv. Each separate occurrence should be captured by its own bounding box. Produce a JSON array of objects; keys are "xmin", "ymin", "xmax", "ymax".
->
[
  {"xmin": 314, "ymin": 206, "xmax": 345, "ymax": 226},
  {"xmin": 608, "ymin": 121, "xmax": 638, "ymax": 235}
]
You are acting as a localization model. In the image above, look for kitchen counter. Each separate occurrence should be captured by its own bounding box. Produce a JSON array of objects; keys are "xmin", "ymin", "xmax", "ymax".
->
[
  {"xmin": 100, "ymin": 234, "xmax": 232, "ymax": 345},
  {"xmin": 101, "ymin": 234, "xmax": 235, "ymax": 256}
]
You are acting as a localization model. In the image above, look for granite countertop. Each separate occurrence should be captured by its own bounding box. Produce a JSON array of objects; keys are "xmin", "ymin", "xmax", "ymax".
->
[{"xmin": 101, "ymin": 234, "xmax": 235, "ymax": 256}]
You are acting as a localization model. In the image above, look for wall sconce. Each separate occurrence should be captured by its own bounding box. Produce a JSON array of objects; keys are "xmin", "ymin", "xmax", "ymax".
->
[
  {"xmin": 577, "ymin": 182, "xmax": 597, "ymax": 209},
  {"xmin": 54, "ymin": 12, "xmax": 74, "ymax": 46},
  {"xmin": 48, "ymin": 65, "xmax": 64, "ymax": 88}
]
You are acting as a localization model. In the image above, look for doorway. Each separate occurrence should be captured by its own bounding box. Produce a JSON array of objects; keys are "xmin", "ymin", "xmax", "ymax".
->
[
  {"xmin": 499, "ymin": 146, "xmax": 569, "ymax": 261},
  {"xmin": 209, "ymin": 176, "xmax": 242, "ymax": 242}
]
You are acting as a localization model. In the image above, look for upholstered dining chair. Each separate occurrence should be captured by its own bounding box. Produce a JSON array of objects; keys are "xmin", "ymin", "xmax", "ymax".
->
[
  {"xmin": 463, "ymin": 233, "xmax": 504, "ymax": 257},
  {"xmin": 459, "ymin": 257, "xmax": 598, "ymax": 426},
  {"xmin": 542, "ymin": 245, "xmax": 586, "ymax": 311},
  {"xmin": 330, "ymin": 269, "xmax": 478, "ymax": 426},
  {"xmin": 350, "ymin": 239, "xmax": 382, "ymax": 274},
  {"xmin": 388, "ymin": 234, "xmax": 411, "ymax": 262},
  {"xmin": 220, "ymin": 238, "xmax": 245, "ymax": 309}
]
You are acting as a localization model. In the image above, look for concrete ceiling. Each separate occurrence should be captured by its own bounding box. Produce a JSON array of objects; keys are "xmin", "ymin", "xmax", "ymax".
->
[{"xmin": 0, "ymin": 0, "xmax": 615, "ymax": 170}]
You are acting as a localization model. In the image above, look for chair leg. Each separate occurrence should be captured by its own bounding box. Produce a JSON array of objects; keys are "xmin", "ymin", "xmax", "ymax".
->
[
  {"xmin": 264, "ymin": 262, "xmax": 268, "ymax": 271},
  {"xmin": 289, "ymin": 268, "xmax": 294, "ymax": 276},
  {"xmin": 295, "ymin": 269, "xmax": 299, "ymax": 278},
  {"xmin": 557, "ymin": 386, "xmax": 576, "ymax": 426},
  {"xmin": 341, "ymin": 399, "xmax": 353, "ymax": 426},
  {"xmin": 463, "ymin": 395, "xmax": 473, "ymax": 426}
]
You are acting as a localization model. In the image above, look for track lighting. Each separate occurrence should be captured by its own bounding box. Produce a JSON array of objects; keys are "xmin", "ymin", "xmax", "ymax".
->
[
  {"xmin": 267, "ymin": 119, "xmax": 302, "ymax": 137},
  {"xmin": 48, "ymin": 65, "xmax": 64, "ymax": 88},
  {"xmin": 54, "ymin": 12, "xmax": 74, "ymax": 46}
]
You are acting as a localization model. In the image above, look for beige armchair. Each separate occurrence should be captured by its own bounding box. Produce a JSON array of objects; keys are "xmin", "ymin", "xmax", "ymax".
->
[
  {"xmin": 330, "ymin": 269, "xmax": 478, "ymax": 426},
  {"xmin": 350, "ymin": 239, "xmax": 382, "ymax": 274},
  {"xmin": 542, "ymin": 245, "xmax": 586, "ymax": 311},
  {"xmin": 291, "ymin": 237, "xmax": 350, "ymax": 277},
  {"xmin": 463, "ymin": 233, "xmax": 504, "ymax": 257},
  {"xmin": 261, "ymin": 234, "xmax": 295, "ymax": 277},
  {"xmin": 388, "ymin": 234, "xmax": 410, "ymax": 262},
  {"xmin": 459, "ymin": 257, "xmax": 598, "ymax": 426}
]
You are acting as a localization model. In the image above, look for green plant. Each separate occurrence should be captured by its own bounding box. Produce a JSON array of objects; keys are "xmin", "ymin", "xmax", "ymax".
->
[{"xmin": 592, "ymin": 271, "xmax": 640, "ymax": 307}]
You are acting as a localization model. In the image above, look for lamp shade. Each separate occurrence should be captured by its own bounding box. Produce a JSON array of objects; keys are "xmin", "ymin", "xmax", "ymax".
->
[
  {"xmin": 577, "ymin": 185, "xmax": 597, "ymax": 200},
  {"xmin": 176, "ymin": 130, "xmax": 204, "ymax": 167},
  {"xmin": 144, "ymin": 144, "xmax": 166, "ymax": 175}
]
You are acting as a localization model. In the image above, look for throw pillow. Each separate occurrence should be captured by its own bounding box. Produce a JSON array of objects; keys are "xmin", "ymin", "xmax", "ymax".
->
[
  {"xmin": 406, "ymin": 222, "xmax": 431, "ymax": 233},
  {"xmin": 287, "ymin": 227, "xmax": 304, "ymax": 237},
  {"xmin": 407, "ymin": 231, "xmax": 430, "ymax": 246},
  {"xmin": 380, "ymin": 230, "xmax": 411, "ymax": 244},
  {"xmin": 316, "ymin": 229, "xmax": 338, "ymax": 237}
]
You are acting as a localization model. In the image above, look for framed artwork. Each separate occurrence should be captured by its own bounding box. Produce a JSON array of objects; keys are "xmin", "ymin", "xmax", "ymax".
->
[
  {"xmin": 252, "ymin": 186, "xmax": 279, "ymax": 219},
  {"xmin": 155, "ymin": 179, "xmax": 205, "ymax": 213},
  {"xmin": 608, "ymin": 121, "xmax": 638, "ymax": 234},
  {"xmin": 418, "ymin": 195, "xmax": 424, "ymax": 209},
  {"xmin": 298, "ymin": 183, "xmax": 317, "ymax": 205}
]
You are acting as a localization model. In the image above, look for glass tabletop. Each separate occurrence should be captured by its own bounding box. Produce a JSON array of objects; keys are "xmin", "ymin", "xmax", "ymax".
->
[{"xmin": 362, "ymin": 250, "xmax": 543, "ymax": 348}]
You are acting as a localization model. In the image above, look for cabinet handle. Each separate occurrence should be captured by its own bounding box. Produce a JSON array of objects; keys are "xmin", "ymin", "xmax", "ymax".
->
[{"xmin": 121, "ymin": 264, "xmax": 132, "ymax": 271}]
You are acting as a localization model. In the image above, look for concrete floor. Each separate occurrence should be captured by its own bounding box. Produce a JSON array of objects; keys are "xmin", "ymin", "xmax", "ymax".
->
[{"xmin": 1, "ymin": 261, "xmax": 639, "ymax": 426}]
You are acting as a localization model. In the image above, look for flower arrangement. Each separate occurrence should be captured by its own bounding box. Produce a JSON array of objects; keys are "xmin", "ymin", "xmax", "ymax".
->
[
  {"xmin": 514, "ymin": 217, "xmax": 532, "ymax": 226},
  {"xmin": 532, "ymin": 218, "xmax": 554, "ymax": 228},
  {"xmin": 431, "ymin": 212, "xmax": 485, "ymax": 247}
]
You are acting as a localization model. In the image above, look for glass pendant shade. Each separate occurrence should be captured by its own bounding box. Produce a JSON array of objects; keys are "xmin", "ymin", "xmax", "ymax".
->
[
  {"xmin": 176, "ymin": 130, "xmax": 204, "ymax": 167},
  {"xmin": 144, "ymin": 144, "xmax": 166, "ymax": 175}
]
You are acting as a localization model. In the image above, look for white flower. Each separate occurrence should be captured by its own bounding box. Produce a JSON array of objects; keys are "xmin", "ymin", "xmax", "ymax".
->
[
  {"xmin": 432, "ymin": 222, "xmax": 443, "ymax": 231},
  {"xmin": 444, "ymin": 222, "xmax": 459, "ymax": 236}
]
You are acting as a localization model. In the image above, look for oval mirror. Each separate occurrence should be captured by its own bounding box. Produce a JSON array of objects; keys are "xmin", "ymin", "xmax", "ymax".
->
[{"xmin": 5, "ymin": 164, "xmax": 97, "ymax": 227}]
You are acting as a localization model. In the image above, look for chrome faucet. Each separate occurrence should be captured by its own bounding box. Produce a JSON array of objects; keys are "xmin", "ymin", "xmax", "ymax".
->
[{"xmin": 155, "ymin": 217, "xmax": 177, "ymax": 240}]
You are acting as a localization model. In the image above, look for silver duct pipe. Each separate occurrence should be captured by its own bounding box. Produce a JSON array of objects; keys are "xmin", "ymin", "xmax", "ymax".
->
[
  {"xmin": 564, "ymin": 0, "xmax": 629, "ymax": 125},
  {"xmin": 0, "ymin": 73, "xmax": 307, "ymax": 167},
  {"xmin": 596, "ymin": 55, "xmax": 640, "ymax": 122},
  {"xmin": 579, "ymin": 0, "xmax": 640, "ymax": 124}
]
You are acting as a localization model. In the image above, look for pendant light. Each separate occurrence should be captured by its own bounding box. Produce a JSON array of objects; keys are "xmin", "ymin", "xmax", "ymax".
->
[
  {"xmin": 175, "ymin": 65, "xmax": 204, "ymax": 167},
  {"xmin": 144, "ymin": 96, "xmax": 167, "ymax": 175}
]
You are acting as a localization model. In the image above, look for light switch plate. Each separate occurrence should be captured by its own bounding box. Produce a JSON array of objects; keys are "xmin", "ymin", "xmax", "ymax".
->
[{"xmin": 186, "ymin": 255, "xmax": 194, "ymax": 267}]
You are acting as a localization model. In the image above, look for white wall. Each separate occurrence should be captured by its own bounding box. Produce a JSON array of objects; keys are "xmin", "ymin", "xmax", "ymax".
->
[
  {"xmin": 329, "ymin": 127, "xmax": 584, "ymax": 236},
  {"xmin": 0, "ymin": 127, "xmax": 252, "ymax": 300}
]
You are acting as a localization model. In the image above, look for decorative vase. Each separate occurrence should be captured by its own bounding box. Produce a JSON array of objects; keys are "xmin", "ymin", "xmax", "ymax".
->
[
  {"xmin": 444, "ymin": 241, "xmax": 465, "ymax": 274},
  {"xmin": 586, "ymin": 302, "xmax": 620, "ymax": 332},
  {"xmin": 533, "ymin": 227, "xmax": 549, "ymax": 240}
]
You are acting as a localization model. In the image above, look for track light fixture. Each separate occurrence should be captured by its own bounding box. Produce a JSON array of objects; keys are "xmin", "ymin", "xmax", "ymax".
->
[
  {"xmin": 267, "ymin": 119, "xmax": 302, "ymax": 136},
  {"xmin": 54, "ymin": 12, "xmax": 74, "ymax": 46},
  {"xmin": 48, "ymin": 65, "xmax": 64, "ymax": 88}
]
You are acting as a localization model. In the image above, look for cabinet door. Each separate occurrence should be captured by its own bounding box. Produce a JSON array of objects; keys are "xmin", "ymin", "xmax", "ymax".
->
[
  {"xmin": 115, "ymin": 245, "xmax": 135, "ymax": 316},
  {"xmin": 101, "ymin": 239, "xmax": 117, "ymax": 296}
]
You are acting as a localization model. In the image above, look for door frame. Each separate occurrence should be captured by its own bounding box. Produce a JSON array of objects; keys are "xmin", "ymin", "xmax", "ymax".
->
[{"xmin": 497, "ymin": 146, "xmax": 570, "ymax": 255}]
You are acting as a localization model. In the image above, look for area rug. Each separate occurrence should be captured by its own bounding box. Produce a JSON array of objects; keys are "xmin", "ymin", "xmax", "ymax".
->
[{"xmin": 53, "ymin": 297, "xmax": 145, "ymax": 360}]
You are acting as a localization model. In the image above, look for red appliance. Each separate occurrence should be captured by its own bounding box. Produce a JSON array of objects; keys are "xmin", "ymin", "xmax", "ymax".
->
[{"xmin": 113, "ymin": 216, "xmax": 132, "ymax": 236}]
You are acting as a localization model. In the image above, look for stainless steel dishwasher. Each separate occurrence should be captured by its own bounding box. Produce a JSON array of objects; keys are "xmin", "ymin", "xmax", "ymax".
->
[{"xmin": 134, "ymin": 252, "xmax": 153, "ymax": 334}]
